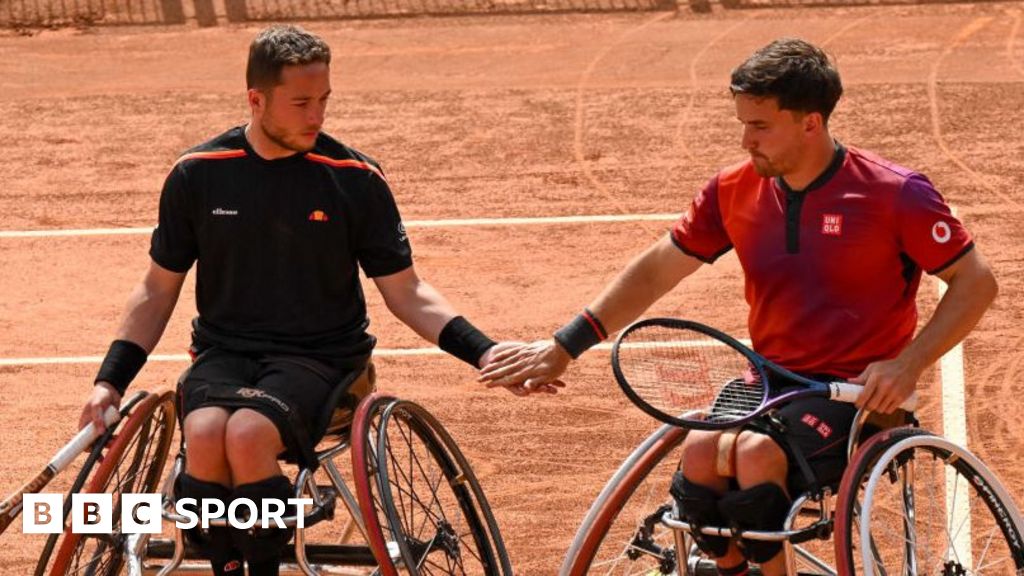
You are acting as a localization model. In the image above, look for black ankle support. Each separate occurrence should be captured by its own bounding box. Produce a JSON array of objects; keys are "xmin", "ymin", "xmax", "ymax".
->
[
  {"xmin": 174, "ymin": 474, "xmax": 243, "ymax": 576},
  {"xmin": 229, "ymin": 475, "xmax": 294, "ymax": 573}
]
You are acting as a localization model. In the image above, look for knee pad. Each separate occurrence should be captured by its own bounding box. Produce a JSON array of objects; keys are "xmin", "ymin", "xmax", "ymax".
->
[
  {"xmin": 668, "ymin": 472, "xmax": 730, "ymax": 558},
  {"xmin": 717, "ymin": 483, "xmax": 791, "ymax": 563},
  {"xmin": 174, "ymin": 474, "xmax": 244, "ymax": 576},
  {"xmin": 229, "ymin": 475, "xmax": 294, "ymax": 565}
]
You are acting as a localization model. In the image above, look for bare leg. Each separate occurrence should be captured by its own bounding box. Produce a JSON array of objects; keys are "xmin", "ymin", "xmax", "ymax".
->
[
  {"xmin": 184, "ymin": 407, "xmax": 232, "ymax": 486},
  {"xmin": 224, "ymin": 409, "xmax": 286, "ymax": 485},
  {"xmin": 735, "ymin": 431, "xmax": 789, "ymax": 576},
  {"xmin": 679, "ymin": 430, "xmax": 748, "ymax": 569}
]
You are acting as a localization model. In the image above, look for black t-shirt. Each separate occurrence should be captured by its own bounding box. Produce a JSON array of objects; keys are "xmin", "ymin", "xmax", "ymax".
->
[{"xmin": 150, "ymin": 126, "xmax": 413, "ymax": 364}]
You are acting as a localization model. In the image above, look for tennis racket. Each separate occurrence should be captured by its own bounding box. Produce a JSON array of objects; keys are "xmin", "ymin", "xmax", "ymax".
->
[
  {"xmin": 612, "ymin": 318, "xmax": 917, "ymax": 430},
  {"xmin": 0, "ymin": 406, "xmax": 120, "ymax": 535}
]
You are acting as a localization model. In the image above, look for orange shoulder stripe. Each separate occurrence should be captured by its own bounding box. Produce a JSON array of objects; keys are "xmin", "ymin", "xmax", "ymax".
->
[
  {"xmin": 173, "ymin": 149, "xmax": 247, "ymax": 167},
  {"xmin": 305, "ymin": 153, "xmax": 387, "ymax": 183}
]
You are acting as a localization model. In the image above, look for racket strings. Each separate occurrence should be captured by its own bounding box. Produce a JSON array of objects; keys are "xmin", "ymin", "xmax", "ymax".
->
[{"xmin": 617, "ymin": 325, "xmax": 765, "ymax": 424}]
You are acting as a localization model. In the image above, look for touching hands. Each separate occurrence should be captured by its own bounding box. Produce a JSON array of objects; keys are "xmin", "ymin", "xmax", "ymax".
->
[
  {"xmin": 478, "ymin": 339, "xmax": 570, "ymax": 396},
  {"xmin": 850, "ymin": 356, "xmax": 922, "ymax": 414}
]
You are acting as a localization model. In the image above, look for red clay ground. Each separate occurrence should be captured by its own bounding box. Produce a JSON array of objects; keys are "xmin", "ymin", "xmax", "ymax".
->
[{"xmin": 2, "ymin": 3, "xmax": 1023, "ymax": 574}]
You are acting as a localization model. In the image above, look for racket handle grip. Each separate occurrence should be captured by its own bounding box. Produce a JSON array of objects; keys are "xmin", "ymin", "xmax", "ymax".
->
[
  {"xmin": 52, "ymin": 406, "xmax": 120, "ymax": 472},
  {"xmin": 830, "ymin": 382, "xmax": 919, "ymax": 412}
]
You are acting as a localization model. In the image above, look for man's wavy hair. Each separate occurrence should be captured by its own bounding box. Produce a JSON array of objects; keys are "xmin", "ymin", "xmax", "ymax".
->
[
  {"xmin": 730, "ymin": 38, "xmax": 843, "ymax": 123},
  {"xmin": 246, "ymin": 25, "xmax": 331, "ymax": 90}
]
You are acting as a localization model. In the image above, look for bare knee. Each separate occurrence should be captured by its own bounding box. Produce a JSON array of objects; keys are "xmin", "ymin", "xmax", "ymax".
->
[
  {"xmin": 225, "ymin": 410, "xmax": 285, "ymax": 482},
  {"xmin": 183, "ymin": 407, "xmax": 231, "ymax": 481},
  {"xmin": 681, "ymin": 430, "xmax": 725, "ymax": 487},
  {"xmin": 184, "ymin": 407, "xmax": 231, "ymax": 446},
  {"xmin": 735, "ymin": 431, "xmax": 787, "ymax": 487}
]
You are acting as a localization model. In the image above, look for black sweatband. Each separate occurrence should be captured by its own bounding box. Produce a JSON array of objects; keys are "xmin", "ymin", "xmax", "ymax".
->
[
  {"xmin": 438, "ymin": 316, "xmax": 497, "ymax": 367},
  {"xmin": 553, "ymin": 308, "xmax": 607, "ymax": 359},
  {"xmin": 95, "ymin": 339, "xmax": 148, "ymax": 395}
]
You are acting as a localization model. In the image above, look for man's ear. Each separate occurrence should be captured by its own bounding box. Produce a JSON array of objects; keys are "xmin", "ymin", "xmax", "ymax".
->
[
  {"xmin": 803, "ymin": 111, "xmax": 824, "ymax": 135},
  {"xmin": 247, "ymin": 88, "xmax": 265, "ymax": 115}
]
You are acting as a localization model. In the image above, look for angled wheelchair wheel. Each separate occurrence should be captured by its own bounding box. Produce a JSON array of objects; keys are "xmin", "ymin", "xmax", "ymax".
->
[
  {"xmin": 561, "ymin": 423, "xmax": 691, "ymax": 576},
  {"xmin": 834, "ymin": 427, "xmax": 1024, "ymax": 575},
  {"xmin": 352, "ymin": 394, "xmax": 511, "ymax": 575},
  {"xmin": 48, "ymin": 390, "xmax": 177, "ymax": 576},
  {"xmin": 33, "ymin": 392, "xmax": 151, "ymax": 576}
]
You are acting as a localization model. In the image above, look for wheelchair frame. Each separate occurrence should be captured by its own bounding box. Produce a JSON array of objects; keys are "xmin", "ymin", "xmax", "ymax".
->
[
  {"xmin": 37, "ymin": 390, "xmax": 512, "ymax": 576},
  {"xmin": 560, "ymin": 408, "xmax": 1024, "ymax": 575}
]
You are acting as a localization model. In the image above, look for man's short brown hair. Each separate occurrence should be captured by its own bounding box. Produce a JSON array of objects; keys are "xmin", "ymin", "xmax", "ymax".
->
[
  {"xmin": 246, "ymin": 25, "xmax": 331, "ymax": 90},
  {"xmin": 730, "ymin": 38, "xmax": 843, "ymax": 123}
]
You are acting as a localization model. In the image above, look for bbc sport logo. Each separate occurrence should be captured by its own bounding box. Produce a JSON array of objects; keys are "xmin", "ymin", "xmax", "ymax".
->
[{"xmin": 22, "ymin": 493, "xmax": 314, "ymax": 534}]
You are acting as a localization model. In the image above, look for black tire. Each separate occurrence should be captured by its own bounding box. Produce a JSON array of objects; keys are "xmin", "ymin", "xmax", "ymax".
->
[
  {"xmin": 48, "ymin": 391, "xmax": 176, "ymax": 575},
  {"xmin": 834, "ymin": 427, "xmax": 1024, "ymax": 575}
]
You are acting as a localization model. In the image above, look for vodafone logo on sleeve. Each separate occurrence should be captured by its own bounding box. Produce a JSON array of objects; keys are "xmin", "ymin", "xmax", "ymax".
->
[{"xmin": 932, "ymin": 221, "xmax": 952, "ymax": 244}]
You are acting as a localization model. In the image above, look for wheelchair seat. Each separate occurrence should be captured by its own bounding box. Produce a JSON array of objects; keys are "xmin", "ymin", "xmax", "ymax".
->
[{"xmin": 317, "ymin": 362, "xmax": 377, "ymax": 440}]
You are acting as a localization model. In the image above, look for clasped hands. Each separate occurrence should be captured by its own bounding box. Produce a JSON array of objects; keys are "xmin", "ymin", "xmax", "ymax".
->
[{"xmin": 477, "ymin": 340, "xmax": 569, "ymax": 396}]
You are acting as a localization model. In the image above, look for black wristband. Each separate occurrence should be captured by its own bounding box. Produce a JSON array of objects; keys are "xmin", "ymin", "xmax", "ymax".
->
[
  {"xmin": 95, "ymin": 339, "xmax": 148, "ymax": 395},
  {"xmin": 553, "ymin": 308, "xmax": 607, "ymax": 359},
  {"xmin": 438, "ymin": 316, "xmax": 497, "ymax": 367}
]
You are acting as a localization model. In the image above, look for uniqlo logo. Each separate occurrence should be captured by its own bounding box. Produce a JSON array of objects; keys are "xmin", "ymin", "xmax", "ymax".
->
[
  {"xmin": 822, "ymin": 214, "xmax": 843, "ymax": 236},
  {"xmin": 801, "ymin": 413, "xmax": 820, "ymax": 428}
]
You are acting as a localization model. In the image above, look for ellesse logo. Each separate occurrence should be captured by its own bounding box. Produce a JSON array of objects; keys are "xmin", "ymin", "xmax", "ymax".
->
[{"xmin": 308, "ymin": 210, "xmax": 329, "ymax": 222}]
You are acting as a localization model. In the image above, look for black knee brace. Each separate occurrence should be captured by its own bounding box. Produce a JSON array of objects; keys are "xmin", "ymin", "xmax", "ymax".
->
[
  {"xmin": 717, "ymin": 482, "xmax": 791, "ymax": 563},
  {"xmin": 668, "ymin": 472, "xmax": 730, "ymax": 558},
  {"xmin": 229, "ymin": 475, "xmax": 294, "ymax": 573},
  {"xmin": 174, "ymin": 473, "xmax": 244, "ymax": 576}
]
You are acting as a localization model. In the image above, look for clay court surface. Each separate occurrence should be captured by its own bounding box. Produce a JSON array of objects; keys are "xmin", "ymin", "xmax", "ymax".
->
[{"xmin": 2, "ymin": 2, "xmax": 1024, "ymax": 573}]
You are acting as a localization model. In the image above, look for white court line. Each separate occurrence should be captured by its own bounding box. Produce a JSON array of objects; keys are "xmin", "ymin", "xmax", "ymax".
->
[
  {"xmin": 937, "ymin": 206, "xmax": 971, "ymax": 568},
  {"xmin": 0, "ymin": 213, "xmax": 679, "ymax": 239},
  {"xmin": 0, "ymin": 338, "xmax": 741, "ymax": 364},
  {"xmin": 0, "ymin": 348, "xmax": 446, "ymax": 366},
  {"xmin": 938, "ymin": 268, "xmax": 972, "ymax": 568}
]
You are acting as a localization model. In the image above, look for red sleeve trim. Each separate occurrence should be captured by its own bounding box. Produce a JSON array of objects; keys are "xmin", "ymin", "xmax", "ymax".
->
[
  {"xmin": 305, "ymin": 153, "xmax": 387, "ymax": 182},
  {"xmin": 173, "ymin": 149, "xmax": 246, "ymax": 166}
]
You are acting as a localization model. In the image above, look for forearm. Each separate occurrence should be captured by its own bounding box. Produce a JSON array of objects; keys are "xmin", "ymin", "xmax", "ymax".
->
[
  {"xmin": 95, "ymin": 265, "xmax": 184, "ymax": 396},
  {"xmin": 587, "ymin": 255, "xmax": 685, "ymax": 336},
  {"xmin": 553, "ymin": 235, "xmax": 702, "ymax": 358},
  {"xmin": 113, "ymin": 280, "xmax": 182, "ymax": 352},
  {"xmin": 899, "ymin": 264, "xmax": 997, "ymax": 373},
  {"xmin": 383, "ymin": 278, "xmax": 459, "ymax": 344}
]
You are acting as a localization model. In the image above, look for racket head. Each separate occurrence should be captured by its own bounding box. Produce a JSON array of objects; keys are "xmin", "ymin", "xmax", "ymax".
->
[{"xmin": 611, "ymin": 318, "xmax": 770, "ymax": 430}]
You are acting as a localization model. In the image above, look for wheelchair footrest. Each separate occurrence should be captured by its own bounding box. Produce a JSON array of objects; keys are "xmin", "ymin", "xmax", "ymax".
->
[
  {"xmin": 690, "ymin": 559, "xmax": 824, "ymax": 576},
  {"xmin": 145, "ymin": 538, "xmax": 377, "ymax": 566}
]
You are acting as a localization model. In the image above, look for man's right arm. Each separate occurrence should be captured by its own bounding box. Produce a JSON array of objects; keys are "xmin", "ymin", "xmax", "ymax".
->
[
  {"xmin": 80, "ymin": 260, "xmax": 187, "ymax": 431},
  {"xmin": 478, "ymin": 234, "xmax": 704, "ymax": 392}
]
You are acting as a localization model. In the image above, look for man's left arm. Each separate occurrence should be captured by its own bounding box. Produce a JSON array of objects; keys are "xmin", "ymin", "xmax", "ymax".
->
[
  {"xmin": 372, "ymin": 266, "xmax": 548, "ymax": 394},
  {"xmin": 853, "ymin": 248, "xmax": 998, "ymax": 413}
]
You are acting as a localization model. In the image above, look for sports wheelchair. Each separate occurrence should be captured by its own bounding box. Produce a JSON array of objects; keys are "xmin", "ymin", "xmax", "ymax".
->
[
  {"xmin": 35, "ymin": 364, "xmax": 512, "ymax": 576},
  {"xmin": 560, "ymin": 408, "xmax": 1024, "ymax": 575}
]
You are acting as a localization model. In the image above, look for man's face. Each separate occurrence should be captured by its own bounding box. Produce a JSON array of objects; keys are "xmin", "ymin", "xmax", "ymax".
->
[
  {"xmin": 254, "ymin": 62, "xmax": 331, "ymax": 153},
  {"xmin": 734, "ymin": 93, "xmax": 808, "ymax": 178}
]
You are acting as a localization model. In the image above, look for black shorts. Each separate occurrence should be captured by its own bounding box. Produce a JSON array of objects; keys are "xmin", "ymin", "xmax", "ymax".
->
[
  {"xmin": 745, "ymin": 392, "xmax": 861, "ymax": 494},
  {"xmin": 177, "ymin": 348, "xmax": 365, "ymax": 466}
]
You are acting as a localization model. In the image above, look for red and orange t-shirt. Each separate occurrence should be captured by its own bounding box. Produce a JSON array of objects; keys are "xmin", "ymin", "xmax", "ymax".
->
[{"xmin": 671, "ymin": 144, "xmax": 972, "ymax": 378}]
